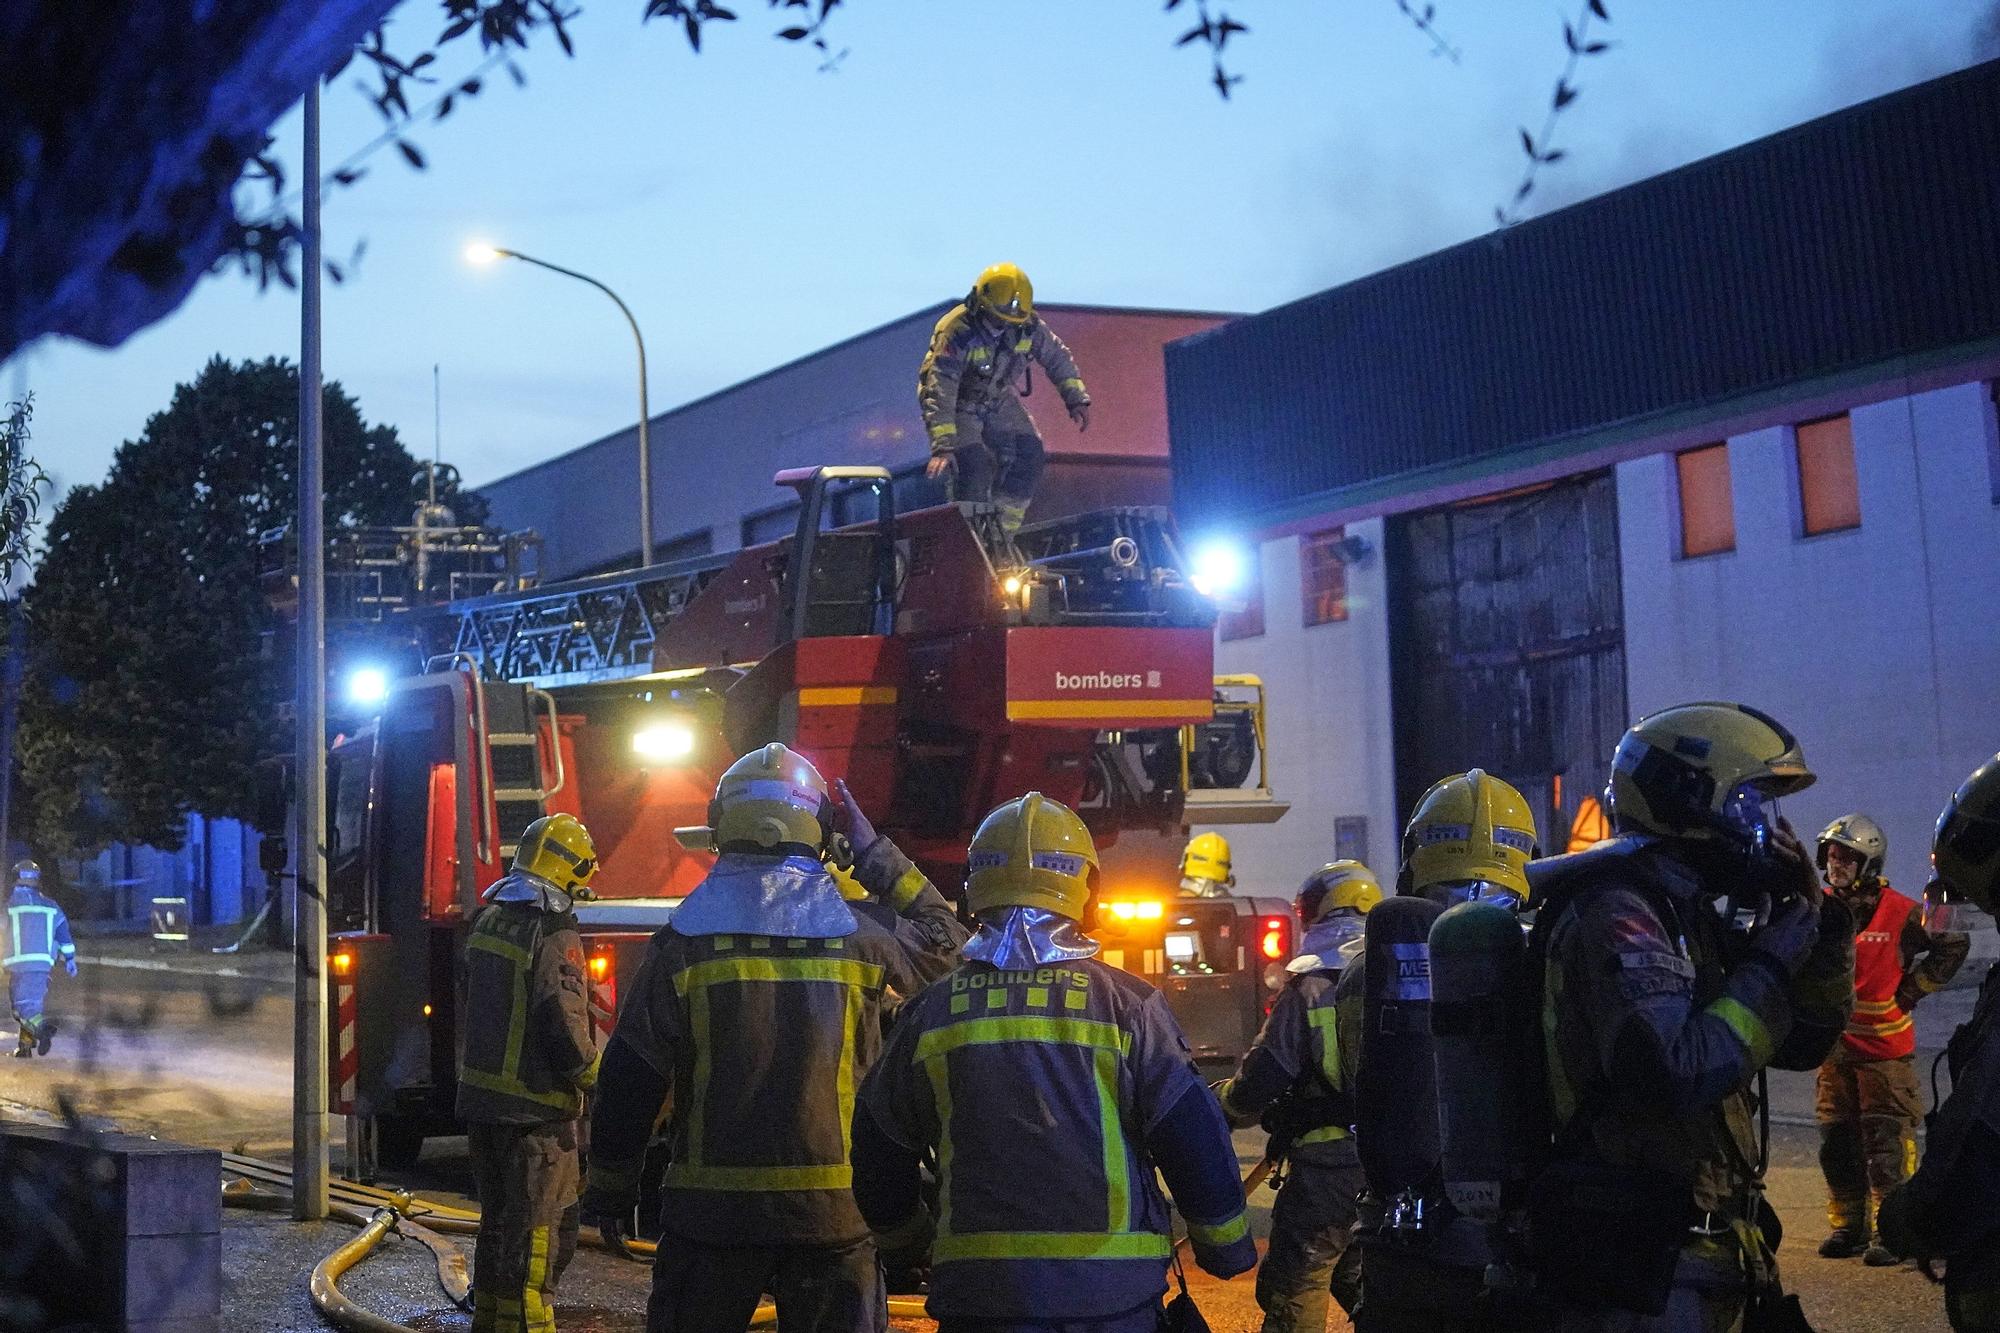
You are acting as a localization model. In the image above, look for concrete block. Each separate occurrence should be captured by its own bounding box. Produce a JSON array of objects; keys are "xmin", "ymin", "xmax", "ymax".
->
[{"xmin": 121, "ymin": 1231, "xmax": 223, "ymax": 1322}]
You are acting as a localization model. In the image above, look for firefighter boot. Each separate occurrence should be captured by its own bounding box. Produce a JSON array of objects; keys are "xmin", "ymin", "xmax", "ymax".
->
[
  {"xmin": 1818, "ymin": 1194, "xmax": 1869, "ymax": 1259},
  {"xmin": 13, "ymin": 1027, "xmax": 32, "ymax": 1058},
  {"xmin": 1863, "ymin": 1196, "xmax": 1903, "ymax": 1267},
  {"xmin": 35, "ymin": 1018, "xmax": 55, "ymax": 1056}
]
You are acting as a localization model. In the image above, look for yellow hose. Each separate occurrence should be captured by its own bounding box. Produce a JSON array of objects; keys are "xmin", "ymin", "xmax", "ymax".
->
[{"xmin": 309, "ymin": 1206, "xmax": 426, "ymax": 1333}]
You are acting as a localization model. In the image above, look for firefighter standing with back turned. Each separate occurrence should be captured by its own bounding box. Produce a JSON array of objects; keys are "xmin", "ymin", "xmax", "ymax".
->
[
  {"xmin": 918, "ymin": 264, "xmax": 1091, "ymax": 536},
  {"xmin": 1529, "ymin": 703, "xmax": 1855, "ymax": 1332},
  {"xmin": 850, "ymin": 791, "xmax": 1257, "ymax": 1333},
  {"xmin": 1811, "ymin": 812, "xmax": 1967, "ymax": 1265},
  {"xmin": 3, "ymin": 860, "xmax": 75, "ymax": 1058},
  {"xmin": 1216, "ymin": 860, "xmax": 1381, "ymax": 1332},
  {"xmin": 457, "ymin": 814, "xmax": 604, "ymax": 1333},
  {"xmin": 582, "ymin": 744, "xmax": 965, "ymax": 1333},
  {"xmin": 1878, "ymin": 753, "xmax": 2000, "ymax": 1332},
  {"xmin": 1337, "ymin": 770, "xmax": 1542, "ymax": 1333}
]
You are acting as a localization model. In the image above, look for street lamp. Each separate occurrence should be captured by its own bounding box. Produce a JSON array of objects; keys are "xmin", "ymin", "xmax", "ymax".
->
[{"xmin": 465, "ymin": 242, "xmax": 655, "ymax": 568}]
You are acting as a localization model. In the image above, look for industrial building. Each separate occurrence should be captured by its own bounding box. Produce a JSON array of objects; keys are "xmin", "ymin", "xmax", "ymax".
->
[{"xmin": 1167, "ymin": 59, "xmax": 2000, "ymax": 896}]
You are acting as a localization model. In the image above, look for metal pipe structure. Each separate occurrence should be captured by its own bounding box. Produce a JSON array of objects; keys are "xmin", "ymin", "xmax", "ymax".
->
[
  {"xmin": 1018, "ymin": 535, "xmax": 1140, "ymax": 572},
  {"xmin": 293, "ymin": 83, "xmax": 331, "ymax": 1221},
  {"xmin": 467, "ymin": 245, "xmax": 654, "ymax": 568}
]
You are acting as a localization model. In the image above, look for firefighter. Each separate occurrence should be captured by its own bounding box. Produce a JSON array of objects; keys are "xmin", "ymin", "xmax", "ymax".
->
[
  {"xmin": 849, "ymin": 791, "xmax": 1258, "ymax": 1332},
  {"xmin": 457, "ymin": 814, "xmax": 604, "ymax": 1333},
  {"xmin": 1530, "ymin": 703, "xmax": 1855, "ymax": 1331},
  {"xmin": 581, "ymin": 744, "xmax": 965, "ymax": 1333},
  {"xmin": 1178, "ymin": 831, "xmax": 1235, "ymax": 898},
  {"xmin": 1215, "ymin": 860, "xmax": 1381, "ymax": 1332},
  {"xmin": 2, "ymin": 860, "xmax": 75, "ymax": 1057},
  {"xmin": 1878, "ymin": 754, "xmax": 2000, "ymax": 1332},
  {"xmin": 1813, "ymin": 812, "xmax": 1968, "ymax": 1264},
  {"xmin": 1335, "ymin": 771, "xmax": 1541, "ymax": 1333},
  {"xmin": 918, "ymin": 263, "xmax": 1091, "ymax": 535}
]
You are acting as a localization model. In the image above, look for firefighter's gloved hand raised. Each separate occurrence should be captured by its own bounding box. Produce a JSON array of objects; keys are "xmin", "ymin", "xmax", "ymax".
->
[
  {"xmin": 834, "ymin": 779, "xmax": 880, "ymax": 860},
  {"xmin": 1748, "ymin": 885, "xmax": 1820, "ymax": 979}
]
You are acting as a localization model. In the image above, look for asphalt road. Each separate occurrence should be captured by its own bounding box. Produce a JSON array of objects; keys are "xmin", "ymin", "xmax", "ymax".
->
[{"xmin": 1, "ymin": 948, "xmax": 1983, "ymax": 1332}]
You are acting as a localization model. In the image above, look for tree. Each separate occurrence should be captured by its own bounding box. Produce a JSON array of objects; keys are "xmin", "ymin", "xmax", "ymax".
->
[{"xmin": 16, "ymin": 356, "xmax": 487, "ymax": 857}]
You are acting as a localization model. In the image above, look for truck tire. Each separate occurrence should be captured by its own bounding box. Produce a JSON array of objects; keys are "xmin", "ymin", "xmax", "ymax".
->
[{"xmin": 374, "ymin": 1115, "xmax": 427, "ymax": 1171}]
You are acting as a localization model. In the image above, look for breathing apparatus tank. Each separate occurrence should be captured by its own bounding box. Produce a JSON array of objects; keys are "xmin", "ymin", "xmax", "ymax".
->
[
  {"xmin": 1429, "ymin": 899, "xmax": 1535, "ymax": 1223},
  {"xmin": 1356, "ymin": 895, "xmax": 1446, "ymax": 1220}
]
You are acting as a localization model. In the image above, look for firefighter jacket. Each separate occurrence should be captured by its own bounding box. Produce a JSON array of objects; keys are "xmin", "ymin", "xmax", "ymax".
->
[
  {"xmin": 1878, "ymin": 954, "xmax": 2000, "ymax": 1282},
  {"xmin": 1534, "ymin": 837, "xmax": 1855, "ymax": 1218},
  {"xmin": 2, "ymin": 886, "xmax": 74, "ymax": 975},
  {"xmin": 1218, "ymin": 964, "xmax": 1356, "ymax": 1165},
  {"xmin": 917, "ymin": 304, "xmax": 1089, "ymax": 451},
  {"xmin": 1836, "ymin": 880, "xmax": 1968, "ymax": 1062},
  {"xmin": 852, "ymin": 955, "xmax": 1257, "ymax": 1320},
  {"xmin": 590, "ymin": 840, "xmax": 965, "ymax": 1248},
  {"xmin": 455, "ymin": 901, "xmax": 600, "ymax": 1126}
]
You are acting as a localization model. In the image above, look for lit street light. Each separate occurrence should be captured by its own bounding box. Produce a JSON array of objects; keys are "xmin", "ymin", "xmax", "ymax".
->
[{"xmin": 465, "ymin": 242, "xmax": 655, "ymax": 568}]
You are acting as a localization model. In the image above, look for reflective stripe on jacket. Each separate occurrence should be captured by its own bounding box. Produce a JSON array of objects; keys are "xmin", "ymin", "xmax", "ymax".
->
[
  {"xmin": 857, "ymin": 955, "xmax": 1214, "ymax": 1320},
  {"xmin": 606, "ymin": 847, "xmax": 963, "ymax": 1247},
  {"xmin": 455, "ymin": 902, "xmax": 599, "ymax": 1125},
  {"xmin": 3, "ymin": 889, "xmax": 74, "ymax": 972},
  {"xmin": 917, "ymin": 303, "xmax": 1089, "ymax": 447},
  {"xmin": 1220, "ymin": 967, "xmax": 1354, "ymax": 1156}
]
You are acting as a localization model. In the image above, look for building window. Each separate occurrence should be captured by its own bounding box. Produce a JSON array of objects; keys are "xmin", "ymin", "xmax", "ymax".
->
[
  {"xmin": 1795, "ymin": 413, "xmax": 1861, "ymax": 535},
  {"xmin": 1299, "ymin": 527, "xmax": 1350, "ymax": 626},
  {"xmin": 1674, "ymin": 443, "xmax": 1734, "ymax": 557},
  {"xmin": 1218, "ymin": 548, "xmax": 1264, "ymax": 642}
]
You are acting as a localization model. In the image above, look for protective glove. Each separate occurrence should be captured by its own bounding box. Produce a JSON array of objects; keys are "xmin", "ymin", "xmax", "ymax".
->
[
  {"xmin": 1747, "ymin": 890, "xmax": 1820, "ymax": 979},
  {"xmin": 1068, "ymin": 401, "xmax": 1091, "ymax": 432},
  {"xmin": 833, "ymin": 779, "xmax": 880, "ymax": 860},
  {"xmin": 925, "ymin": 454, "xmax": 954, "ymax": 481},
  {"xmin": 64, "ymin": 958, "xmax": 77, "ymax": 977},
  {"xmin": 1894, "ymin": 979, "xmax": 1924, "ymax": 1015},
  {"xmin": 872, "ymin": 1207, "xmax": 936, "ymax": 1275}
]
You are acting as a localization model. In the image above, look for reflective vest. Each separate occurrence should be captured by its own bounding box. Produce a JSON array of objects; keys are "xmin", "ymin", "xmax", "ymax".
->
[
  {"xmin": 456, "ymin": 902, "xmax": 599, "ymax": 1125},
  {"xmin": 3, "ymin": 889, "xmax": 73, "ymax": 972},
  {"xmin": 1845, "ymin": 885, "xmax": 1918, "ymax": 1061},
  {"xmin": 862, "ymin": 957, "xmax": 1224, "ymax": 1321}
]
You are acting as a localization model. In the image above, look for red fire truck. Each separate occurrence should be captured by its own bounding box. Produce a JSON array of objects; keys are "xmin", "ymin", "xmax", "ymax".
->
[{"xmin": 320, "ymin": 467, "xmax": 1289, "ymax": 1166}]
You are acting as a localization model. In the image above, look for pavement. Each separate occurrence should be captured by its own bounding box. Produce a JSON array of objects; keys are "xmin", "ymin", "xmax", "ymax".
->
[{"xmin": 0, "ymin": 936, "xmax": 1986, "ymax": 1331}]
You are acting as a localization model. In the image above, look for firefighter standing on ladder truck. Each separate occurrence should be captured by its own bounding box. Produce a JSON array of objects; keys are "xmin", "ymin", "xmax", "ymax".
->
[{"xmin": 457, "ymin": 814, "xmax": 605, "ymax": 1333}]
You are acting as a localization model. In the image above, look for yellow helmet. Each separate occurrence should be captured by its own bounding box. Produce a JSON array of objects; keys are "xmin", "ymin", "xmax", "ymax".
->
[
  {"xmin": 965, "ymin": 791, "xmax": 1098, "ymax": 919},
  {"xmin": 710, "ymin": 742, "xmax": 833, "ymax": 854},
  {"xmin": 1934, "ymin": 753, "xmax": 2000, "ymax": 915},
  {"xmin": 971, "ymin": 263, "xmax": 1034, "ymax": 325},
  {"xmin": 513, "ymin": 814, "xmax": 599, "ymax": 898},
  {"xmin": 1403, "ymin": 769, "xmax": 1539, "ymax": 907},
  {"xmin": 1180, "ymin": 831, "xmax": 1233, "ymax": 887},
  {"xmin": 1296, "ymin": 861, "xmax": 1382, "ymax": 926},
  {"xmin": 1606, "ymin": 702, "xmax": 1813, "ymax": 846}
]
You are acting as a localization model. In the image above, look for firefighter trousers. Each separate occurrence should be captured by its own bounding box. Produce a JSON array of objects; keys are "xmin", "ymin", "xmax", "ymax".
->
[
  {"xmin": 947, "ymin": 393, "xmax": 1045, "ymax": 534},
  {"xmin": 469, "ymin": 1120, "xmax": 580, "ymax": 1333},
  {"xmin": 936, "ymin": 1301, "xmax": 1166, "ymax": 1333},
  {"xmin": 1816, "ymin": 1053, "xmax": 1923, "ymax": 1229},
  {"xmin": 644, "ymin": 1233, "xmax": 886, "ymax": 1333},
  {"xmin": 1553, "ymin": 1234, "xmax": 1760, "ymax": 1333},
  {"xmin": 1257, "ymin": 1158, "xmax": 1364, "ymax": 1332},
  {"xmin": 9, "ymin": 968, "xmax": 50, "ymax": 1050}
]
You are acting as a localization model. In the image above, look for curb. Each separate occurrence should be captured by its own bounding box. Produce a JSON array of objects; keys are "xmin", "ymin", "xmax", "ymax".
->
[{"xmin": 83, "ymin": 956, "xmax": 289, "ymax": 986}]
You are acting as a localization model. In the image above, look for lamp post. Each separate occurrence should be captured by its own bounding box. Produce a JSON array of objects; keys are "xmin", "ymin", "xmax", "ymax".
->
[{"xmin": 466, "ymin": 243, "xmax": 654, "ymax": 568}]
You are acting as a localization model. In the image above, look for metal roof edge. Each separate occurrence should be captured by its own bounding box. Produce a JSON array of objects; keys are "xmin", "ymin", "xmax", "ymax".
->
[{"xmin": 1198, "ymin": 336, "xmax": 2000, "ymax": 540}]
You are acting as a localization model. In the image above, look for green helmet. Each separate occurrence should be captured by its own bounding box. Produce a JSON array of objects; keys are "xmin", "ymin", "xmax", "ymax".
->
[
  {"xmin": 1607, "ymin": 702, "xmax": 1813, "ymax": 846},
  {"xmin": 1933, "ymin": 754, "xmax": 2000, "ymax": 915},
  {"xmin": 709, "ymin": 743, "xmax": 833, "ymax": 854}
]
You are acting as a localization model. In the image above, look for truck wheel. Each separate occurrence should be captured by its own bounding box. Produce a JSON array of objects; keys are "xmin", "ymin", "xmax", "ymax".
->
[{"xmin": 374, "ymin": 1115, "xmax": 427, "ymax": 1171}]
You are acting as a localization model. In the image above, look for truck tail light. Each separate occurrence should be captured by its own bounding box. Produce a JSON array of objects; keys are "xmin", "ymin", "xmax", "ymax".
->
[
  {"xmin": 588, "ymin": 947, "xmax": 618, "ymax": 1047},
  {"xmin": 1259, "ymin": 916, "xmax": 1289, "ymax": 961},
  {"xmin": 589, "ymin": 953, "xmax": 611, "ymax": 982},
  {"xmin": 330, "ymin": 949, "xmax": 355, "ymax": 978}
]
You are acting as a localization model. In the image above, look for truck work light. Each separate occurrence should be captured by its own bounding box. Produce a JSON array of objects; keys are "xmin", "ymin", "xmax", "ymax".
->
[{"xmin": 632, "ymin": 720, "xmax": 696, "ymax": 762}]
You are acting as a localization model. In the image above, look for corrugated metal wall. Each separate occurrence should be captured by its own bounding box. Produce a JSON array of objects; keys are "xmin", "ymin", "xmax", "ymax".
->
[{"xmin": 1167, "ymin": 60, "xmax": 2000, "ymax": 532}]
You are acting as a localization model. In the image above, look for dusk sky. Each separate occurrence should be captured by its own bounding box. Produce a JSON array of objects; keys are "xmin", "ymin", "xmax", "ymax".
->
[{"xmin": 10, "ymin": 0, "xmax": 1998, "ymax": 501}]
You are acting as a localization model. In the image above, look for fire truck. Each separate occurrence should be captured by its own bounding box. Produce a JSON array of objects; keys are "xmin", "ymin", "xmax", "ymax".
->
[{"xmin": 317, "ymin": 466, "xmax": 1289, "ymax": 1166}]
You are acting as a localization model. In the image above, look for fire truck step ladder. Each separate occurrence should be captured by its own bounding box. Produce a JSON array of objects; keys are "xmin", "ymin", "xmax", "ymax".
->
[{"xmin": 482, "ymin": 684, "xmax": 554, "ymax": 862}]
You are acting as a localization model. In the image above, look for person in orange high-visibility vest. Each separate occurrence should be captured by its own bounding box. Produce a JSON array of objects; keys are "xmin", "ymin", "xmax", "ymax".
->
[{"xmin": 1813, "ymin": 812, "xmax": 1970, "ymax": 1266}]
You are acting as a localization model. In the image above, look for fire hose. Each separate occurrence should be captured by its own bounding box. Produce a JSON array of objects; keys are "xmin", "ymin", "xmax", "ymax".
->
[{"xmin": 219, "ymin": 1154, "xmax": 931, "ymax": 1331}]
